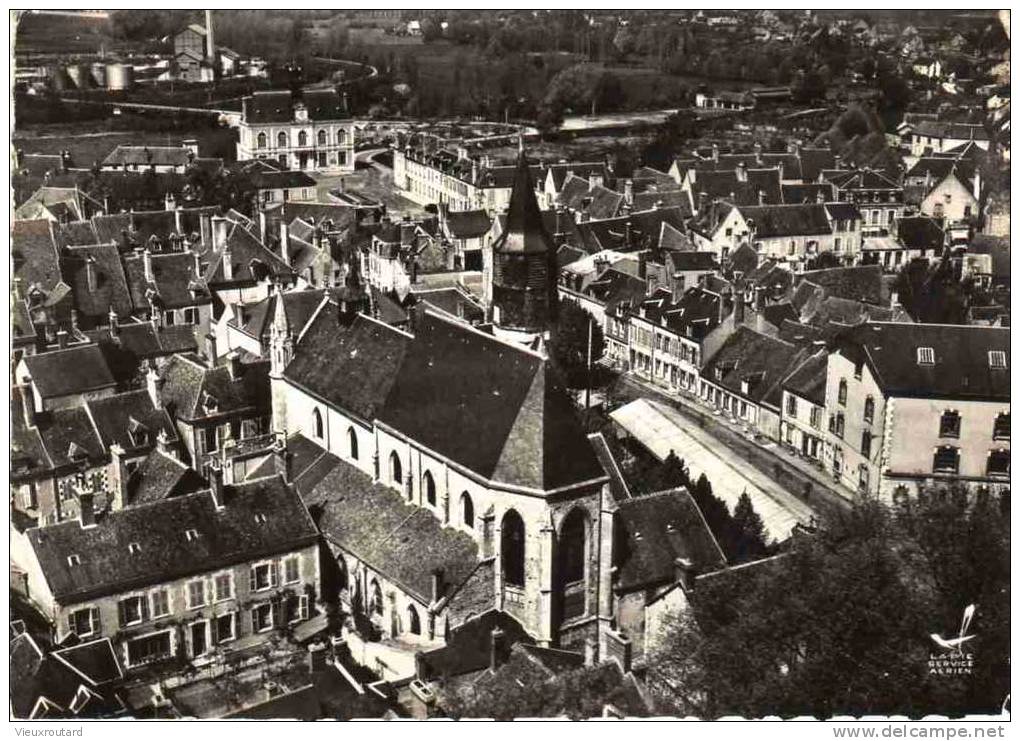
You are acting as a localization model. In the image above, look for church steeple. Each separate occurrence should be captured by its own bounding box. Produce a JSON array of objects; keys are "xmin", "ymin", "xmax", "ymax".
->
[
  {"xmin": 485, "ymin": 147, "xmax": 558, "ymax": 339},
  {"xmin": 269, "ymin": 285, "xmax": 293, "ymax": 378}
]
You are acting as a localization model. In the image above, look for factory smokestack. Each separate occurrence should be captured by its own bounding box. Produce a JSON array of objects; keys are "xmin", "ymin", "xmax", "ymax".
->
[{"xmin": 205, "ymin": 9, "xmax": 215, "ymax": 62}]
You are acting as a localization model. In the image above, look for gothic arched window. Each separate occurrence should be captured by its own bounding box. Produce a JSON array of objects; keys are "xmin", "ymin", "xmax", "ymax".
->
[
  {"xmin": 348, "ymin": 427, "xmax": 358, "ymax": 460},
  {"xmin": 277, "ymin": 131, "xmax": 288, "ymax": 148},
  {"xmin": 461, "ymin": 492, "xmax": 474, "ymax": 529},
  {"xmin": 312, "ymin": 408, "xmax": 324, "ymax": 439},
  {"xmin": 501, "ymin": 510, "xmax": 525, "ymax": 588},
  {"xmin": 423, "ymin": 471, "xmax": 436, "ymax": 506},
  {"xmin": 390, "ymin": 451, "xmax": 402, "ymax": 485}
]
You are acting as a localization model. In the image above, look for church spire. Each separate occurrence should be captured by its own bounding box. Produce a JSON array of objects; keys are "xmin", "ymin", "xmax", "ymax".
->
[{"xmin": 269, "ymin": 284, "xmax": 293, "ymax": 378}]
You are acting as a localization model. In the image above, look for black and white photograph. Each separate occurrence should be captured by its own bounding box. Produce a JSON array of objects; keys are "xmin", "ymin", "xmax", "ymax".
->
[{"xmin": 7, "ymin": 7, "xmax": 1011, "ymax": 725}]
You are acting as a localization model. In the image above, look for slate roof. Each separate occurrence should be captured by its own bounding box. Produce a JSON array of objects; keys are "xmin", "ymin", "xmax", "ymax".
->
[
  {"xmin": 159, "ymin": 354, "xmax": 271, "ymax": 422},
  {"xmin": 52, "ymin": 638, "xmax": 123, "ymax": 685},
  {"xmin": 659, "ymin": 222, "xmax": 695, "ymax": 252},
  {"xmin": 905, "ymin": 156, "xmax": 975, "ymax": 184},
  {"xmin": 588, "ymin": 432, "xmax": 631, "ymax": 503},
  {"xmin": 631, "ymin": 190, "xmax": 691, "ymax": 214},
  {"xmin": 379, "ymin": 312, "xmax": 604, "ymax": 491},
  {"xmin": 826, "ymin": 168, "xmax": 901, "ymax": 191},
  {"xmin": 492, "ymin": 155, "xmax": 555, "ymax": 255},
  {"xmin": 577, "ymin": 207, "xmax": 687, "ymax": 253},
  {"xmin": 21, "ymin": 345, "xmax": 116, "ymax": 399},
  {"xmin": 203, "ymin": 221, "xmax": 293, "ymax": 284},
  {"xmin": 832, "ymin": 322, "xmax": 1009, "ymax": 402},
  {"xmin": 56, "ymin": 220, "xmax": 100, "ymax": 247},
  {"xmin": 102, "ymin": 145, "xmax": 192, "ymax": 169},
  {"xmin": 702, "ymin": 326, "xmax": 804, "ymax": 408},
  {"xmin": 417, "ymin": 609, "xmax": 533, "ymax": 680},
  {"xmin": 35, "ymin": 406, "xmax": 107, "ymax": 471},
  {"xmin": 27, "ymin": 474, "xmax": 318, "ymax": 603},
  {"xmin": 615, "ymin": 488, "xmax": 727, "ymax": 592},
  {"xmin": 782, "ymin": 349, "xmax": 828, "ymax": 405},
  {"xmin": 243, "ymin": 89, "xmax": 349, "ymax": 124},
  {"xmin": 911, "ymin": 120, "xmax": 989, "ymax": 142},
  {"xmin": 248, "ymin": 170, "xmax": 317, "ymax": 190},
  {"xmin": 726, "ymin": 242, "xmax": 760, "ymax": 276},
  {"xmin": 444, "ymin": 209, "xmax": 492, "ymax": 239},
  {"xmin": 737, "ymin": 203, "xmax": 833, "ymax": 238},
  {"xmin": 10, "ymin": 633, "xmax": 86, "ymax": 719},
  {"xmin": 415, "ymin": 287, "xmax": 485, "ymax": 323},
  {"xmin": 13, "ymin": 220, "xmax": 63, "ymax": 293},
  {"xmin": 545, "ymin": 162, "xmax": 610, "ymax": 191},
  {"xmin": 782, "ymin": 182, "xmax": 835, "ymax": 204},
  {"xmin": 11, "ymin": 386, "xmax": 55, "ymax": 480},
  {"xmin": 284, "ymin": 310, "xmax": 411, "ymax": 422},
  {"xmin": 668, "ymin": 251, "xmax": 719, "ymax": 272},
  {"xmin": 234, "ymin": 289, "xmax": 327, "ymax": 343},
  {"xmin": 313, "ymin": 458, "xmax": 482, "ymax": 604}
]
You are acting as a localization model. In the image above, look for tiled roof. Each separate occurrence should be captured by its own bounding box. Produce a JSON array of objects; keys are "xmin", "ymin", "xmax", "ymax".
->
[
  {"xmin": 10, "ymin": 634, "xmax": 87, "ymax": 719},
  {"xmin": 444, "ymin": 209, "xmax": 492, "ymax": 239},
  {"xmin": 36, "ymin": 406, "xmax": 107, "ymax": 470},
  {"xmin": 55, "ymin": 220, "xmax": 100, "ymax": 247},
  {"xmin": 615, "ymin": 488, "xmax": 727, "ymax": 591},
  {"xmin": 415, "ymin": 287, "xmax": 485, "ymax": 323},
  {"xmin": 911, "ymin": 120, "xmax": 989, "ymax": 141},
  {"xmin": 781, "ymin": 182, "xmax": 835, "ymax": 204},
  {"xmin": 492, "ymin": 156, "xmax": 555, "ymax": 255},
  {"xmin": 243, "ymin": 89, "xmax": 349, "ymax": 124},
  {"xmin": 417, "ymin": 609, "xmax": 532, "ymax": 679},
  {"xmin": 27, "ymin": 474, "xmax": 318, "ymax": 603},
  {"xmin": 235, "ymin": 289, "xmax": 327, "ymax": 342},
  {"xmin": 782, "ymin": 349, "xmax": 828, "ymax": 405},
  {"xmin": 833, "ymin": 322, "xmax": 1009, "ymax": 401},
  {"xmin": 702, "ymin": 325, "xmax": 804, "ymax": 408},
  {"xmin": 52, "ymin": 638, "xmax": 123, "ymax": 686},
  {"xmin": 21, "ymin": 345, "xmax": 116, "ymax": 399},
  {"xmin": 83, "ymin": 323, "xmax": 198, "ymax": 382},
  {"xmin": 313, "ymin": 457, "xmax": 482, "ymax": 604},
  {"xmin": 248, "ymin": 170, "xmax": 317, "ymax": 190},
  {"xmin": 60, "ymin": 243, "xmax": 134, "ymax": 322},
  {"xmin": 85, "ymin": 389, "xmax": 177, "ymax": 453},
  {"xmin": 128, "ymin": 448, "xmax": 204, "ymax": 506},
  {"xmin": 204, "ymin": 221, "xmax": 293, "ymax": 284},
  {"xmin": 798, "ymin": 264, "xmax": 885, "ymax": 306},
  {"xmin": 123, "ymin": 251, "xmax": 211, "ymax": 311},
  {"xmin": 588, "ymin": 432, "xmax": 631, "ymax": 503},
  {"xmin": 668, "ymin": 251, "xmax": 718, "ymax": 272},
  {"xmin": 159, "ymin": 354, "xmax": 271, "ymax": 421},
  {"xmin": 13, "ymin": 220, "xmax": 62, "ymax": 293},
  {"xmin": 631, "ymin": 189, "xmax": 692, "ymax": 214}
]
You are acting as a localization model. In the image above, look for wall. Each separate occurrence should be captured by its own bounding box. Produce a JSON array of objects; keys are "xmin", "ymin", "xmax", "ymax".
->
[
  {"xmin": 921, "ymin": 175, "xmax": 978, "ymax": 223},
  {"xmin": 822, "ymin": 351, "xmax": 886, "ymax": 497}
]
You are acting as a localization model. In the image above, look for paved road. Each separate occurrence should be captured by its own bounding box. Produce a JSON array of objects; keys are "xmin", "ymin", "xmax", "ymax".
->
[{"xmin": 613, "ymin": 374, "xmax": 852, "ymax": 523}]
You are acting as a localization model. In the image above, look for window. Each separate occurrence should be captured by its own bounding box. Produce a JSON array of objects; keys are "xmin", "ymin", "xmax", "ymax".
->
[
  {"xmin": 987, "ymin": 450, "xmax": 1010, "ymax": 478},
  {"xmin": 407, "ymin": 605, "xmax": 421, "ymax": 635},
  {"xmin": 312, "ymin": 408, "xmax": 324, "ymax": 439},
  {"xmin": 257, "ymin": 132, "xmax": 267, "ymax": 149},
  {"xmin": 183, "ymin": 307, "xmax": 198, "ymax": 325},
  {"xmin": 917, "ymin": 347, "xmax": 935, "ymax": 366},
  {"xmin": 283, "ymin": 555, "xmax": 301, "ymax": 585},
  {"xmin": 187, "ymin": 580, "xmax": 207, "ymax": 609},
  {"xmin": 214, "ymin": 613, "xmax": 236, "ymax": 643},
  {"xmin": 830, "ymin": 412, "xmax": 845, "ymax": 439},
  {"xmin": 423, "ymin": 470, "xmax": 436, "ymax": 506},
  {"xmin": 128, "ymin": 542, "xmax": 141, "ymax": 555},
  {"xmin": 277, "ymin": 132, "xmax": 288, "ymax": 148},
  {"xmin": 250, "ymin": 562, "xmax": 277, "ymax": 592},
  {"xmin": 202, "ymin": 426, "xmax": 219, "ymax": 454},
  {"xmin": 189, "ymin": 620, "xmax": 209, "ymax": 657},
  {"xmin": 369, "ymin": 580, "xmax": 383, "ymax": 616},
  {"xmin": 252, "ymin": 603, "xmax": 273, "ymax": 633},
  {"xmin": 939, "ymin": 410, "xmax": 961, "ymax": 439},
  {"xmin": 337, "ymin": 129, "xmax": 347, "ymax": 145},
  {"xmin": 68, "ymin": 607, "xmax": 99, "ymax": 638},
  {"xmin": 347, "ymin": 427, "xmax": 358, "ymax": 460},
  {"xmin": 861, "ymin": 431, "xmax": 873, "ymax": 459},
  {"xmin": 214, "ymin": 573, "xmax": 233, "ymax": 602},
  {"xmin": 150, "ymin": 589, "xmax": 170, "ymax": 618},
  {"xmin": 994, "ymin": 413, "xmax": 1010, "ymax": 440},
  {"xmin": 810, "ymin": 406, "xmax": 821, "ymax": 429},
  {"xmin": 390, "ymin": 452, "xmax": 402, "ymax": 484},
  {"xmin": 286, "ymin": 594, "xmax": 309, "ymax": 624},
  {"xmin": 863, "ymin": 397, "xmax": 875, "ymax": 424},
  {"xmin": 461, "ymin": 492, "xmax": 474, "ymax": 529},
  {"xmin": 501, "ymin": 510, "xmax": 526, "ymax": 588},
  {"xmin": 126, "ymin": 631, "xmax": 172, "ymax": 667},
  {"xmin": 298, "ymin": 130, "xmax": 308, "ymax": 147},
  {"xmin": 118, "ymin": 596, "xmax": 145, "ymax": 627},
  {"xmin": 838, "ymin": 379, "xmax": 847, "ymax": 406},
  {"xmin": 933, "ymin": 446, "xmax": 960, "ymax": 474},
  {"xmin": 988, "ymin": 351, "xmax": 1007, "ymax": 369},
  {"xmin": 317, "ymin": 129, "xmax": 327, "ymax": 145},
  {"xmin": 786, "ymin": 395, "xmax": 797, "ymax": 417}
]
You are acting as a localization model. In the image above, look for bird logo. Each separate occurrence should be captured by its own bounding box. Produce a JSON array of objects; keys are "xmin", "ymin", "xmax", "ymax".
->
[{"xmin": 930, "ymin": 604, "xmax": 976, "ymax": 656}]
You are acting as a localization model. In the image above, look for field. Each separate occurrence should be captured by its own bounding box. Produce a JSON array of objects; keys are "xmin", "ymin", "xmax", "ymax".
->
[
  {"xmin": 14, "ymin": 10, "xmax": 114, "ymax": 56},
  {"xmin": 14, "ymin": 123, "xmax": 238, "ymax": 165}
]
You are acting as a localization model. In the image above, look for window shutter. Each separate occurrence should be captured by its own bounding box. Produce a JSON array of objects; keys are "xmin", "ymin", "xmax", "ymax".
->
[
  {"xmin": 117, "ymin": 601, "xmax": 127, "ymax": 629},
  {"xmin": 270, "ymin": 562, "xmax": 278, "ymax": 588},
  {"xmin": 249, "ymin": 567, "xmax": 256, "ymax": 593},
  {"xmin": 299, "ymin": 595, "xmax": 309, "ymax": 621},
  {"xmin": 210, "ymin": 616, "xmax": 219, "ymax": 645},
  {"xmin": 140, "ymin": 596, "xmax": 150, "ymax": 622},
  {"xmin": 67, "ymin": 613, "xmax": 76, "ymax": 636}
]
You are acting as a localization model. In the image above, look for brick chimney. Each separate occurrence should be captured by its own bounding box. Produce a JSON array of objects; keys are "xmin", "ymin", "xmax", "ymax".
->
[
  {"xmin": 623, "ymin": 178, "xmax": 633, "ymax": 206},
  {"xmin": 490, "ymin": 627, "xmax": 507, "ymax": 671},
  {"xmin": 109, "ymin": 443, "xmax": 129, "ymax": 512},
  {"xmin": 156, "ymin": 428, "xmax": 174, "ymax": 457},
  {"xmin": 143, "ymin": 247, "xmax": 154, "ymax": 282},
  {"xmin": 146, "ymin": 365, "xmax": 163, "ymax": 408},
  {"xmin": 108, "ymin": 309, "xmax": 120, "ymax": 337},
  {"xmin": 279, "ymin": 221, "xmax": 291, "ymax": 266},
  {"xmin": 174, "ymin": 206, "xmax": 183, "ymax": 234},
  {"xmin": 205, "ymin": 333, "xmax": 218, "ymax": 368},
  {"xmin": 200, "ymin": 213, "xmax": 213, "ymax": 248},
  {"xmin": 56, "ymin": 329, "xmax": 69, "ymax": 349},
  {"xmin": 85, "ymin": 255, "xmax": 98, "ymax": 292},
  {"xmin": 674, "ymin": 556, "xmax": 697, "ymax": 591},
  {"xmin": 208, "ymin": 460, "xmax": 225, "ymax": 510},
  {"xmin": 259, "ymin": 208, "xmax": 268, "ymax": 247}
]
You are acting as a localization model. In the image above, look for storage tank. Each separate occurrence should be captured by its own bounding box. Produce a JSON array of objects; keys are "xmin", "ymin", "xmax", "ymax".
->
[
  {"xmin": 106, "ymin": 63, "xmax": 133, "ymax": 91},
  {"xmin": 65, "ymin": 63, "xmax": 86, "ymax": 89}
]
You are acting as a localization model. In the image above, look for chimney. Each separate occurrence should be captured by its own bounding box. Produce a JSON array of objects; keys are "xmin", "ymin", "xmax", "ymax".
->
[
  {"xmin": 754, "ymin": 285, "xmax": 766, "ymax": 312},
  {"xmin": 108, "ymin": 309, "xmax": 119, "ymax": 336},
  {"xmin": 164, "ymin": 192, "xmax": 176, "ymax": 212},
  {"xmin": 279, "ymin": 221, "xmax": 291, "ymax": 266},
  {"xmin": 674, "ymin": 556, "xmax": 697, "ymax": 591},
  {"xmin": 200, "ymin": 213, "xmax": 213, "ymax": 248},
  {"xmin": 146, "ymin": 365, "xmax": 163, "ymax": 407},
  {"xmin": 273, "ymin": 436, "xmax": 291, "ymax": 482},
  {"xmin": 156, "ymin": 428, "xmax": 173, "ymax": 457},
  {"xmin": 758, "ymin": 189, "xmax": 766, "ymax": 206},
  {"xmin": 712, "ymin": 143, "xmax": 719, "ymax": 162},
  {"xmin": 60, "ymin": 149, "xmax": 70, "ymax": 173},
  {"xmin": 623, "ymin": 178, "xmax": 633, "ymax": 205},
  {"xmin": 490, "ymin": 627, "xmax": 507, "ymax": 671},
  {"xmin": 205, "ymin": 333, "xmax": 218, "ymax": 367},
  {"xmin": 972, "ymin": 169, "xmax": 981, "ymax": 202},
  {"xmin": 754, "ymin": 141, "xmax": 763, "ymax": 166},
  {"xmin": 227, "ymin": 350, "xmax": 243, "ymax": 381},
  {"xmin": 19, "ymin": 384, "xmax": 35, "ymax": 428},
  {"xmin": 85, "ymin": 255, "xmax": 98, "ymax": 292},
  {"xmin": 109, "ymin": 443, "xmax": 129, "ymax": 512},
  {"xmin": 207, "ymin": 460, "xmax": 225, "ymax": 510},
  {"xmin": 204, "ymin": 9, "xmax": 215, "ymax": 61},
  {"xmin": 56, "ymin": 329, "xmax": 69, "ymax": 349},
  {"xmin": 12, "ymin": 276, "xmax": 22, "ymax": 302},
  {"xmin": 212, "ymin": 216, "xmax": 229, "ymax": 251},
  {"xmin": 697, "ymin": 191, "xmax": 708, "ymax": 213},
  {"xmin": 78, "ymin": 489, "xmax": 96, "ymax": 528},
  {"xmin": 70, "ymin": 308, "xmax": 79, "ymax": 333},
  {"xmin": 259, "ymin": 208, "xmax": 268, "ymax": 246},
  {"xmin": 816, "ymin": 188, "xmax": 826, "ymax": 204},
  {"xmin": 736, "ymin": 162, "xmax": 747, "ymax": 182},
  {"xmin": 174, "ymin": 206, "xmax": 183, "ymax": 235},
  {"xmin": 143, "ymin": 248, "xmax": 154, "ymax": 282},
  {"xmin": 734, "ymin": 288, "xmax": 745, "ymax": 324},
  {"xmin": 193, "ymin": 249, "xmax": 203, "ymax": 279}
]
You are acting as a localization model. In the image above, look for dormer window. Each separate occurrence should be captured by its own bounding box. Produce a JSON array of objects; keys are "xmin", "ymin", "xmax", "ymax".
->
[
  {"xmin": 185, "ymin": 528, "xmax": 199, "ymax": 542},
  {"xmin": 201, "ymin": 392, "xmax": 219, "ymax": 414},
  {"xmin": 128, "ymin": 542, "xmax": 142, "ymax": 555},
  {"xmin": 917, "ymin": 347, "xmax": 935, "ymax": 365},
  {"xmin": 254, "ymin": 513, "xmax": 268, "ymax": 525},
  {"xmin": 988, "ymin": 350, "xmax": 1007, "ymax": 369},
  {"xmin": 939, "ymin": 410, "xmax": 961, "ymax": 439},
  {"xmin": 67, "ymin": 554, "xmax": 81, "ymax": 567}
]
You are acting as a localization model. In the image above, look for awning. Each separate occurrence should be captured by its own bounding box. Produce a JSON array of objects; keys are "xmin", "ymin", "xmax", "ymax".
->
[{"xmin": 291, "ymin": 613, "xmax": 331, "ymax": 643}]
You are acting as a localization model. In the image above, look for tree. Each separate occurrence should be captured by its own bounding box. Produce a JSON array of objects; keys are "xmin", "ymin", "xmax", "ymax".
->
[
  {"xmin": 549, "ymin": 301, "xmax": 604, "ymax": 389},
  {"xmin": 804, "ymin": 251, "xmax": 842, "ymax": 271},
  {"xmin": 642, "ymin": 110, "xmax": 698, "ymax": 170},
  {"xmin": 650, "ymin": 493, "xmax": 1009, "ymax": 718},
  {"xmin": 731, "ymin": 491, "xmax": 768, "ymax": 561}
]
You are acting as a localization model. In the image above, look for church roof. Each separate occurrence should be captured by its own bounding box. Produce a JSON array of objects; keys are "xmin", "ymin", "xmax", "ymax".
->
[{"xmin": 491, "ymin": 154, "xmax": 555, "ymax": 255}]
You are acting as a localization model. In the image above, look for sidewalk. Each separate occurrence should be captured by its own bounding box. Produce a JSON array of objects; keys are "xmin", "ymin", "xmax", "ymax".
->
[{"xmin": 613, "ymin": 374, "xmax": 853, "ymax": 521}]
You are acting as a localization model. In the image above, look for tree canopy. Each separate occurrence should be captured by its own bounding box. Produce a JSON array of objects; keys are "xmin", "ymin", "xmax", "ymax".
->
[{"xmin": 550, "ymin": 300, "xmax": 605, "ymax": 389}]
